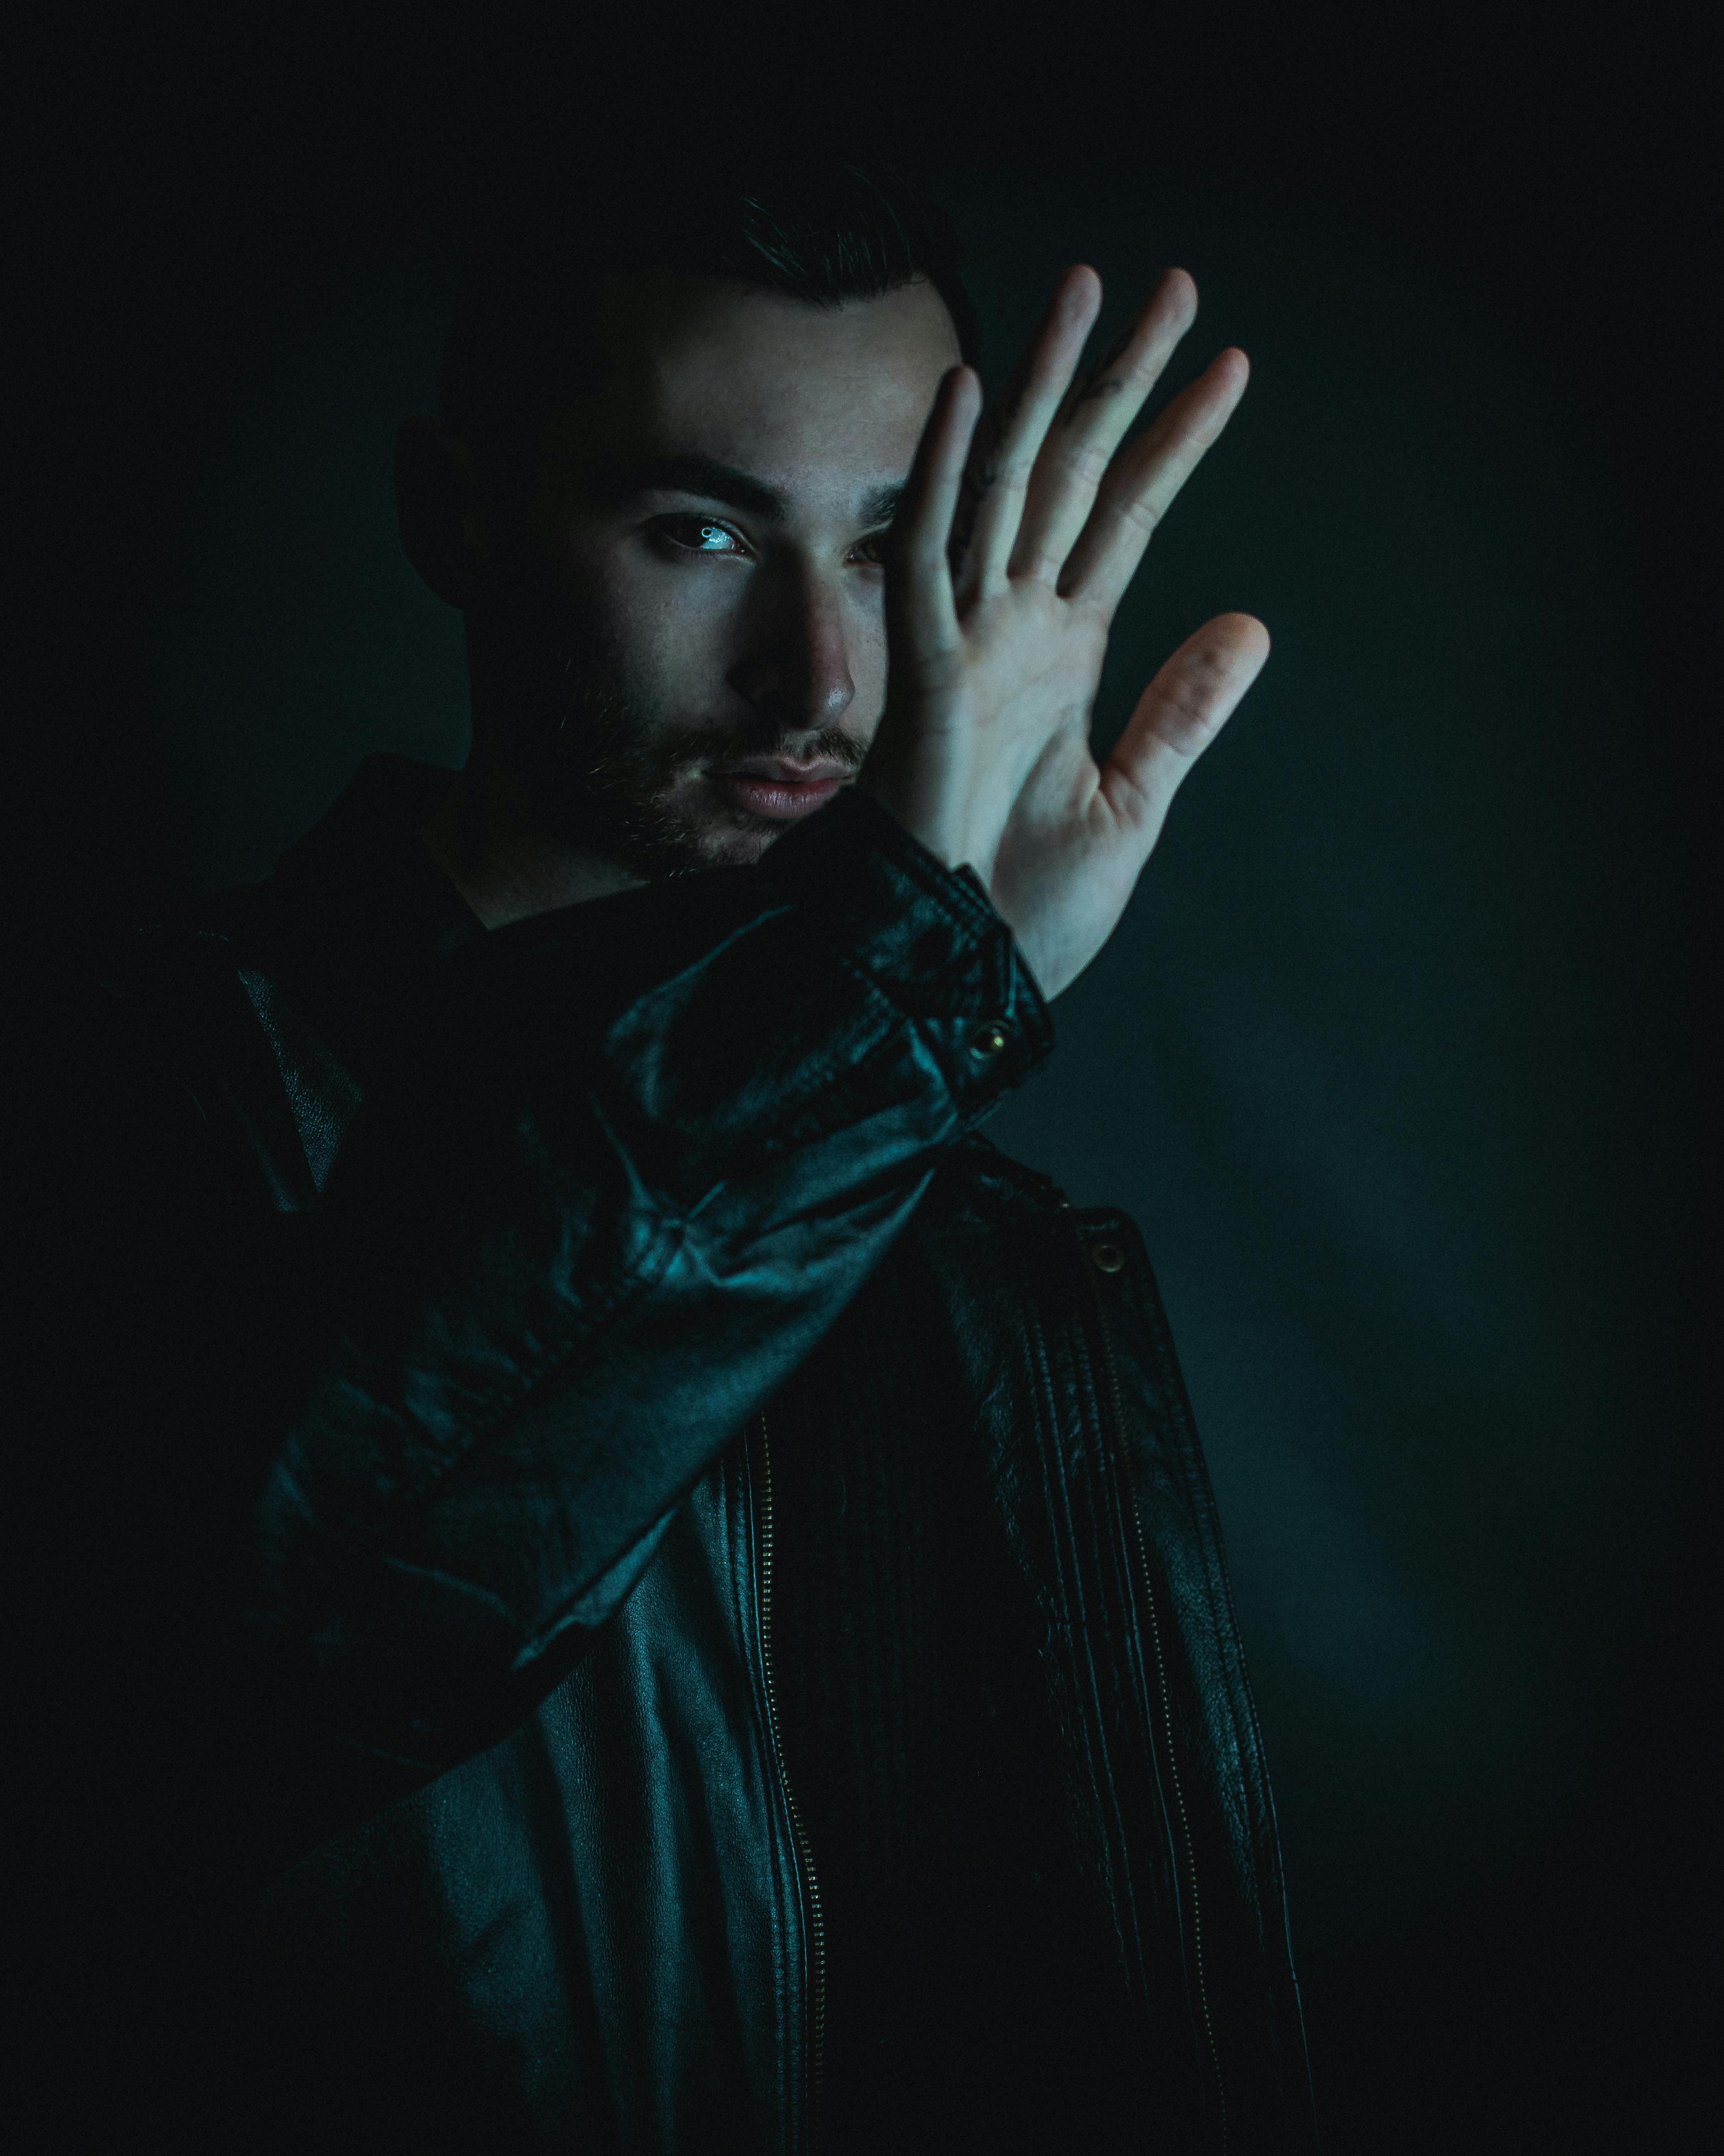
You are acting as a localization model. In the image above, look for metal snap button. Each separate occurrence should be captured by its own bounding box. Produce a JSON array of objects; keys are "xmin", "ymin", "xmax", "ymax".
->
[
  {"xmin": 971, "ymin": 1022, "xmax": 1011, "ymax": 1057},
  {"xmin": 1090, "ymin": 1241, "xmax": 1125, "ymax": 1274}
]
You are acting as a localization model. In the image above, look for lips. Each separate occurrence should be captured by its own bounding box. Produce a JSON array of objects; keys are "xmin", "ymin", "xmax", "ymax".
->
[{"xmin": 709, "ymin": 758, "xmax": 852, "ymax": 823}]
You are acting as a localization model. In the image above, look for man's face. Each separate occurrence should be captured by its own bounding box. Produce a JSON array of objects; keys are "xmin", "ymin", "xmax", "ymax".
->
[{"xmin": 476, "ymin": 270, "xmax": 962, "ymax": 877}]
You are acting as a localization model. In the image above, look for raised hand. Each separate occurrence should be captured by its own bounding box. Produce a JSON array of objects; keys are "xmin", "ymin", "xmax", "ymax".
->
[{"xmin": 860, "ymin": 265, "xmax": 1267, "ymax": 998}]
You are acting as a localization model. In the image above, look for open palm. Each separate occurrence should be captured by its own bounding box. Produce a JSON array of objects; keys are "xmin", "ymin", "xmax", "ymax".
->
[{"xmin": 863, "ymin": 264, "xmax": 1268, "ymax": 998}]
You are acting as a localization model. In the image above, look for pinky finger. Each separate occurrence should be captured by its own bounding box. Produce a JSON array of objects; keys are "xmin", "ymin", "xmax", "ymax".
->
[
  {"xmin": 1102, "ymin": 612, "xmax": 1270, "ymax": 849},
  {"xmin": 888, "ymin": 365, "xmax": 981, "ymax": 655}
]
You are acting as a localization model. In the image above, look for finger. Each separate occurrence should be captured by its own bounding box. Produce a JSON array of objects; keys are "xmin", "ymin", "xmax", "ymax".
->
[
  {"xmin": 1007, "ymin": 267, "xmax": 1197, "ymax": 584},
  {"xmin": 889, "ymin": 365, "xmax": 982, "ymax": 657},
  {"xmin": 955, "ymin": 266, "xmax": 1102, "ymax": 605},
  {"xmin": 948, "ymin": 353, "xmax": 1024, "ymax": 573},
  {"xmin": 1060, "ymin": 349, "xmax": 1249, "ymax": 620},
  {"xmin": 1101, "ymin": 612, "xmax": 1269, "ymax": 850},
  {"xmin": 946, "ymin": 280, "xmax": 1082, "ymax": 555}
]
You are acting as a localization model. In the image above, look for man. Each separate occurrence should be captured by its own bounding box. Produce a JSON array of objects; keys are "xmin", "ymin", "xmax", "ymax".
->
[{"xmin": 24, "ymin": 150, "xmax": 1314, "ymax": 2150}]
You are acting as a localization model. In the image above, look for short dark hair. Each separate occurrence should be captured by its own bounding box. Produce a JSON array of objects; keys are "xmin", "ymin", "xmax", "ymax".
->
[{"xmin": 440, "ymin": 144, "xmax": 981, "ymax": 470}]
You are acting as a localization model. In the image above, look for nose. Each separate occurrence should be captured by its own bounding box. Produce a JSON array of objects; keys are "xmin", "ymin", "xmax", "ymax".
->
[{"xmin": 727, "ymin": 560, "xmax": 857, "ymax": 732}]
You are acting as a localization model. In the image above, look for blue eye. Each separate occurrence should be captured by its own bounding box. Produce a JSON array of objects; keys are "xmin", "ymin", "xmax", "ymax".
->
[{"xmin": 660, "ymin": 516, "xmax": 743, "ymax": 554}]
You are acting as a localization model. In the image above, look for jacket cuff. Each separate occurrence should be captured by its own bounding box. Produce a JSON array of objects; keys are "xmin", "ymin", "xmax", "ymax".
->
[{"xmin": 759, "ymin": 785, "xmax": 1053, "ymax": 1119}]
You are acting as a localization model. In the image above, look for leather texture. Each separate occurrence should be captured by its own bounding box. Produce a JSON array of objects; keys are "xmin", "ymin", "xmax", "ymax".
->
[{"xmin": 15, "ymin": 756, "xmax": 1316, "ymax": 2152}]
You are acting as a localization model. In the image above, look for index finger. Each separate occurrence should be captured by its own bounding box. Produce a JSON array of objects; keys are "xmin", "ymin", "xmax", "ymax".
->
[{"xmin": 953, "ymin": 267, "xmax": 1103, "ymax": 605}]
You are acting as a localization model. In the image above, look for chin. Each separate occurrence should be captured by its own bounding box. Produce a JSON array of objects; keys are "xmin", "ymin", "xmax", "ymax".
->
[
  {"xmin": 601, "ymin": 801, "xmax": 787, "ymax": 883},
  {"xmin": 681, "ymin": 816, "xmax": 786, "ymax": 873}
]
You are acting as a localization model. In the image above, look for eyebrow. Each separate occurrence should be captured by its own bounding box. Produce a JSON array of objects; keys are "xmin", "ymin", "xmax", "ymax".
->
[{"xmin": 593, "ymin": 451, "xmax": 904, "ymax": 528}]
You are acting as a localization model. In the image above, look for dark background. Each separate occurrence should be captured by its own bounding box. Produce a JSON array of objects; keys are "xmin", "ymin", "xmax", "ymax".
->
[{"xmin": 14, "ymin": 7, "xmax": 1715, "ymax": 2149}]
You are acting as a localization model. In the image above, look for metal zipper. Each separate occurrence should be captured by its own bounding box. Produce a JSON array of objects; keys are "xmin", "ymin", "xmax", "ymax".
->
[
  {"xmin": 752, "ymin": 1412, "xmax": 828, "ymax": 2155},
  {"xmin": 1071, "ymin": 1214, "xmax": 1229, "ymax": 2153}
]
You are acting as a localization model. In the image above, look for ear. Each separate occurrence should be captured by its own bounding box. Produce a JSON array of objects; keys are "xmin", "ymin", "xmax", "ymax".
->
[{"xmin": 395, "ymin": 415, "xmax": 492, "ymax": 608}]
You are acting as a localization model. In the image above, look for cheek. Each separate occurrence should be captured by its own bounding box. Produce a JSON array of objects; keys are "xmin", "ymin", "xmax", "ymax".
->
[{"xmin": 568, "ymin": 546, "xmax": 745, "ymax": 696}]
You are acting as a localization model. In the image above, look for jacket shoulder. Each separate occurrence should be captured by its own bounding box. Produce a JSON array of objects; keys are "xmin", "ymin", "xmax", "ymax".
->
[{"xmin": 70, "ymin": 889, "xmax": 333, "ymax": 1213}]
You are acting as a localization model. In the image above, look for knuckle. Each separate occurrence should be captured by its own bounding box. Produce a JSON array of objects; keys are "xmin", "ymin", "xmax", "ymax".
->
[
  {"xmin": 1062, "ymin": 441, "xmax": 1113, "ymax": 488},
  {"xmin": 1113, "ymin": 492, "xmax": 1161, "ymax": 540},
  {"xmin": 1006, "ymin": 551, "xmax": 1058, "ymax": 589}
]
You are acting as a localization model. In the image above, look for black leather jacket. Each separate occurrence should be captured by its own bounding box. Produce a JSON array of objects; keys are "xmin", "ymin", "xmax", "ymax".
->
[{"xmin": 19, "ymin": 756, "xmax": 1315, "ymax": 2152}]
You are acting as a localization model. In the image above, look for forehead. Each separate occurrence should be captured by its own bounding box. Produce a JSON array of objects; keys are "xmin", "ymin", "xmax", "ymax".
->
[{"xmin": 543, "ymin": 271, "xmax": 963, "ymax": 502}]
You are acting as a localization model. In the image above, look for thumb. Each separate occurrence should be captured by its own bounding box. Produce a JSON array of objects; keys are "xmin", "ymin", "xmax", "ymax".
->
[{"xmin": 1103, "ymin": 611, "xmax": 1269, "ymax": 844}]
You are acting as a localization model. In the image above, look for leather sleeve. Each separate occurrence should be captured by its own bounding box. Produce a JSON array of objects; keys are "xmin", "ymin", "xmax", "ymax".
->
[{"xmin": 36, "ymin": 789, "xmax": 1050, "ymax": 1830}]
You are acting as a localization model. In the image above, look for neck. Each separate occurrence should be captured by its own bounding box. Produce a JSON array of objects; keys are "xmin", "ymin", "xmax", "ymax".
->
[{"xmin": 420, "ymin": 752, "xmax": 644, "ymax": 929}]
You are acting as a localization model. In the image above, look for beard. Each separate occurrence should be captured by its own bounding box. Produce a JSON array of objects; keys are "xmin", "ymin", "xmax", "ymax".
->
[{"xmin": 496, "ymin": 626, "xmax": 867, "ymax": 883}]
